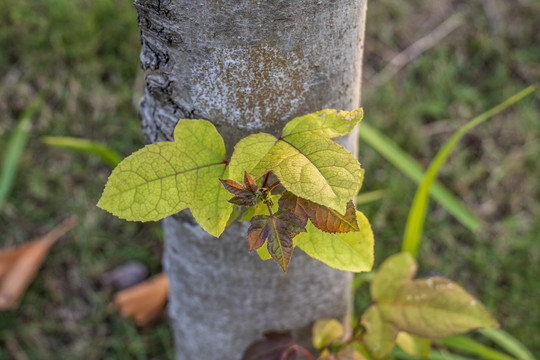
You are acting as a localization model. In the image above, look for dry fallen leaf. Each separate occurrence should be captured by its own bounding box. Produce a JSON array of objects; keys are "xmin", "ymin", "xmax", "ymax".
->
[
  {"xmin": 0, "ymin": 216, "xmax": 77, "ymax": 310},
  {"xmin": 114, "ymin": 272, "xmax": 169, "ymax": 326}
]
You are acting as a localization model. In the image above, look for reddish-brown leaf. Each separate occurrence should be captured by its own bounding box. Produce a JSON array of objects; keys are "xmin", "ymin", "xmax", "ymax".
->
[
  {"xmin": 278, "ymin": 191, "xmax": 359, "ymax": 233},
  {"xmin": 0, "ymin": 216, "xmax": 77, "ymax": 310},
  {"xmin": 219, "ymin": 171, "xmax": 259, "ymax": 207},
  {"xmin": 247, "ymin": 210, "xmax": 306, "ymax": 271},
  {"xmin": 114, "ymin": 273, "xmax": 169, "ymax": 326},
  {"xmin": 241, "ymin": 331, "xmax": 297, "ymax": 360}
]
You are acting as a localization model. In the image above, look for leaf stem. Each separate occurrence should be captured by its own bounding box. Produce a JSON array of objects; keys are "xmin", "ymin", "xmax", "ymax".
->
[
  {"xmin": 262, "ymin": 171, "xmax": 272, "ymax": 188},
  {"xmin": 284, "ymin": 345, "xmax": 316, "ymax": 360},
  {"xmin": 266, "ymin": 201, "xmax": 274, "ymax": 217},
  {"xmin": 266, "ymin": 180, "xmax": 281, "ymax": 192}
]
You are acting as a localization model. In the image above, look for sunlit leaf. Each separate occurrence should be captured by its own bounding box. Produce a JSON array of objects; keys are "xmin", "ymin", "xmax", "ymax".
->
[
  {"xmin": 361, "ymin": 306, "xmax": 399, "ymax": 359},
  {"xmin": 312, "ymin": 318, "xmax": 344, "ymax": 349},
  {"xmin": 256, "ymin": 244, "xmax": 272, "ymax": 261},
  {"xmin": 396, "ymin": 332, "xmax": 430, "ymax": 358},
  {"xmin": 98, "ymin": 119, "xmax": 233, "ymax": 237},
  {"xmin": 279, "ymin": 191, "xmax": 359, "ymax": 233},
  {"xmin": 230, "ymin": 109, "xmax": 363, "ymax": 213},
  {"xmin": 294, "ymin": 211, "xmax": 373, "ymax": 272},
  {"xmin": 335, "ymin": 346, "xmax": 367, "ymax": 360},
  {"xmin": 362, "ymin": 253, "xmax": 498, "ymax": 358}
]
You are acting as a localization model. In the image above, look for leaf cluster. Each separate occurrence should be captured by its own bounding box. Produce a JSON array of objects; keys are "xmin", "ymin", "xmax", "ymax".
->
[{"xmin": 98, "ymin": 109, "xmax": 373, "ymax": 272}]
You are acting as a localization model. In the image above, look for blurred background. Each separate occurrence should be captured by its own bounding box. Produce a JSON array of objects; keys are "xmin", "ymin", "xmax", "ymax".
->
[{"xmin": 0, "ymin": 0, "xmax": 538, "ymax": 358}]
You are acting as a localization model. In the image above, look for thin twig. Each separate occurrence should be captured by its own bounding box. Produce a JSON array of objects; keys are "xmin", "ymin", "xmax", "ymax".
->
[
  {"xmin": 6, "ymin": 335, "xmax": 29, "ymax": 360},
  {"xmin": 370, "ymin": 14, "xmax": 464, "ymax": 89}
]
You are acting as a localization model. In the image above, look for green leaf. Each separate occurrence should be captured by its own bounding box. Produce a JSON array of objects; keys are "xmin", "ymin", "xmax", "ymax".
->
[
  {"xmin": 98, "ymin": 119, "xmax": 232, "ymax": 237},
  {"xmin": 370, "ymin": 251, "xmax": 417, "ymax": 302},
  {"xmin": 312, "ymin": 318, "xmax": 344, "ymax": 349},
  {"xmin": 396, "ymin": 332, "xmax": 430, "ymax": 358},
  {"xmin": 294, "ymin": 211, "xmax": 374, "ymax": 272},
  {"xmin": 279, "ymin": 191, "xmax": 359, "ymax": 233},
  {"xmin": 248, "ymin": 210, "xmax": 306, "ymax": 271},
  {"xmin": 361, "ymin": 306, "xmax": 399, "ymax": 359},
  {"xmin": 42, "ymin": 136, "xmax": 123, "ymax": 168},
  {"xmin": 368, "ymin": 253, "xmax": 498, "ymax": 343},
  {"xmin": 256, "ymin": 244, "xmax": 272, "ymax": 261},
  {"xmin": 335, "ymin": 346, "xmax": 367, "ymax": 360},
  {"xmin": 402, "ymin": 85, "xmax": 536, "ymax": 256},
  {"xmin": 229, "ymin": 109, "xmax": 364, "ymax": 213},
  {"xmin": 357, "ymin": 122, "xmax": 480, "ymax": 232}
]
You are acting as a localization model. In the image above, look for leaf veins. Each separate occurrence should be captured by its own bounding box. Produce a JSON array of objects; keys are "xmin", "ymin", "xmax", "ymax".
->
[
  {"xmin": 278, "ymin": 191, "xmax": 359, "ymax": 233},
  {"xmin": 248, "ymin": 210, "xmax": 306, "ymax": 272}
]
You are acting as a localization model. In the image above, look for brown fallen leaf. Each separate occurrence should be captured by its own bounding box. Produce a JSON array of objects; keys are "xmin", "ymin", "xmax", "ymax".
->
[
  {"xmin": 114, "ymin": 272, "xmax": 169, "ymax": 326},
  {"xmin": 0, "ymin": 216, "xmax": 77, "ymax": 310}
]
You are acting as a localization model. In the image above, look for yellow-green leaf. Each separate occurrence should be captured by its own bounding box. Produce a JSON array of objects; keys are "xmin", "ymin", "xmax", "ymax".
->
[
  {"xmin": 256, "ymin": 244, "xmax": 272, "ymax": 261},
  {"xmin": 98, "ymin": 119, "xmax": 232, "ymax": 237},
  {"xmin": 365, "ymin": 253, "xmax": 498, "ymax": 354},
  {"xmin": 312, "ymin": 318, "xmax": 344, "ymax": 349},
  {"xmin": 229, "ymin": 109, "xmax": 364, "ymax": 213},
  {"xmin": 377, "ymin": 276, "xmax": 498, "ymax": 338},
  {"xmin": 361, "ymin": 306, "xmax": 399, "ymax": 359},
  {"xmin": 370, "ymin": 251, "xmax": 417, "ymax": 302},
  {"xmin": 294, "ymin": 211, "xmax": 374, "ymax": 272},
  {"xmin": 396, "ymin": 332, "xmax": 430, "ymax": 358}
]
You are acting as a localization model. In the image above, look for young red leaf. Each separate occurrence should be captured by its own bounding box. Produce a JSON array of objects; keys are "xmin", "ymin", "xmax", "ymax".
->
[
  {"xmin": 241, "ymin": 331, "xmax": 297, "ymax": 360},
  {"xmin": 247, "ymin": 210, "xmax": 306, "ymax": 271},
  {"xmin": 219, "ymin": 171, "xmax": 259, "ymax": 207},
  {"xmin": 244, "ymin": 170, "xmax": 259, "ymax": 192},
  {"xmin": 278, "ymin": 191, "xmax": 359, "ymax": 233}
]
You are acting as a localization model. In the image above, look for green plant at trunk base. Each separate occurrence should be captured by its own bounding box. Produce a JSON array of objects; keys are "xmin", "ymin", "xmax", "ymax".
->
[
  {"xmin": 98, "ymin": 108, "xmax": 373, "ymax": 272},
  {"xmin": 241, "ymin": 254, "xmax": 498, "ymax": 360}
]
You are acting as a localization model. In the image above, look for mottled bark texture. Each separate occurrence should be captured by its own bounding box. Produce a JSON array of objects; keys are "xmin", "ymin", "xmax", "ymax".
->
[{"xmin": 134, "ymin": 0, "xmax": 367, "ymax": 358}]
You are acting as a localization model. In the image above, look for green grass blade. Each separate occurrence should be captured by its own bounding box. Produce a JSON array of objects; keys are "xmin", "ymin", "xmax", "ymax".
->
[
  {"xmin": 392, "ymin": 347, "xmax": 475, "ymax": 360},
  {"xmin": 356, "ymin": 190, "xmax": 386, "ymax": 205},
  {"xmin": 479, "ymin": 329, "xmax": 537, "ymax": 360},
  {"xmin": 42, "ymin": 136, "xmax": 123, "ymax": 168},
  {"xmin": 358, "ymin": 122, "xmax": 479, "ymax": 231},
  {"xmin": 0, "ymin": 96, "xmax": 43, "ymax": 210},
  {"xmin": 436, "ymin": 336, "xmax": 516, "ymax": 360},
  {"xmin": 402, "ymin": 85, "xmax": 536, "ymax": 256}
]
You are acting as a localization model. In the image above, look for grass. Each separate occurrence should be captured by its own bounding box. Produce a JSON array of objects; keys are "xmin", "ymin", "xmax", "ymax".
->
[{"xmin": 1, "ymin": 0, "xmax": 539, "ymax": 358}]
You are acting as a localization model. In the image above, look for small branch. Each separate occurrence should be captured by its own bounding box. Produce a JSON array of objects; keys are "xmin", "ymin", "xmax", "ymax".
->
[
  {"xmin": 279, "ymin": 344, "xmax": 316, "ymax": 360},
  {"xmin": 262, "ymin": 172, "xmax": 272, "ymax": 188},
  {"xmin": 291, "ymin": 345, "xmax": 316, "ymax": 360},
  {"xmin": 370, "ymin": 14, "xmax": 463, "ymax": 89},
  {"xmin": 266, "ymin": 180, "xmax": 280, "ymax": 192}
]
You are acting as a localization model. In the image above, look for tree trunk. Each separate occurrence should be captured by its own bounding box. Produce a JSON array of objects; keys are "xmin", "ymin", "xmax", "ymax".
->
[{"xmin": 133, "ymin": 1, "xmax": 367, "ymax": 359}]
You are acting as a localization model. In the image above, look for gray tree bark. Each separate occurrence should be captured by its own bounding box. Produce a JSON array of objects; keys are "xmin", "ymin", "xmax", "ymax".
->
[{"xmin": 133, "ymin": 1, "xmax": 367, "ymax": 359}]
